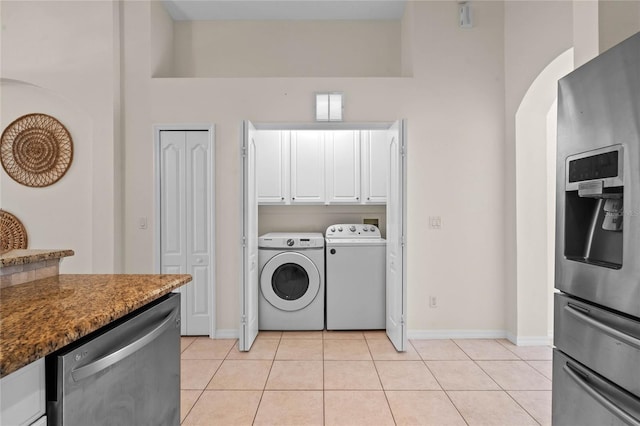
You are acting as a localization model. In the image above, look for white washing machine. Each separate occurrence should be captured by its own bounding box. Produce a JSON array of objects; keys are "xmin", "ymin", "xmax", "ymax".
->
[
  {"xmin": 258, "ymin": 232, "xmax": 325, "ymax": 330},
  {"xmin": 325, "ymin": 224, "xmax": 386, "ymax": 330}
]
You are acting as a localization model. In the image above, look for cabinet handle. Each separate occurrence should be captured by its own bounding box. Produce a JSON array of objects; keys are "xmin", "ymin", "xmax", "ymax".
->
[
  {"xmin": 292, "ymin": 197, "xmax": 295, "ymax": 200},
  {"xmin": 356, "ymin": 197, "xmax": 359, "ymax": 200},
  {"xmin": 367, "ymin": 197, "xmax": 370, "ymax": 200},
  {"xmin": 281, "ymin": 197, "xmax": 284, "ymax": 201}
]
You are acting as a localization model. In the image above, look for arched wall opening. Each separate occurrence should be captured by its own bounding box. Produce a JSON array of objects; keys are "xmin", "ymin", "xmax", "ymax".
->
[{"xmin": 514, "ymin": 48, "xmax": 574, "ymax": 345}]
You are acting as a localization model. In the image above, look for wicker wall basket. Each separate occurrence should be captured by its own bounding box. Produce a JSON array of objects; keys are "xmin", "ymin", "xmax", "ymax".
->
[
  {"xmin": 0, "ymin": 113, "xmax": 73, "ymax": 187},
  {"xmin": 0, "ymin": 210, "xmax": 28, "ymax": 254}
]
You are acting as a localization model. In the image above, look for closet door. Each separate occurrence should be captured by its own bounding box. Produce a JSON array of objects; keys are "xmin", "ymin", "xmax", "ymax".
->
[
  {"xmin": 290, "ymin": 131, "xmax": 325, "ymax": 204},
  {"xmin": 386, "ymin": 121, "xmax": 407, "ymax": 352},
  {"xmin": 326, "ymin": 130, "xmax": 361, "ymax": 204},
  {"xmin": 160, "ymin": 130, "xmax": 213, "ymax": 336},
  {"xmin": 240, "ymin": 121, "xmax": 259, "ymax": 351}
]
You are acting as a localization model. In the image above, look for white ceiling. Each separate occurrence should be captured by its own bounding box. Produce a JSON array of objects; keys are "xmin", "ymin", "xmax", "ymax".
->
[{"xmin": 162, "ymin": 0, "xmax": 407, "ymax": 21}]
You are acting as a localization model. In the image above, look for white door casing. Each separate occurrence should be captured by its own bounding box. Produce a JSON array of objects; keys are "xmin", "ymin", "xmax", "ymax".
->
[
  {"xmin": 158, "ymin": 128, "xmax": 215, "ymax": 336},
  {"xmin": 386, "ymin": 120, "xmax": 407, "ymax": 351},
  {"xmin": 240, "ymin": 121, "xmax": 259, "ymax": 351}
]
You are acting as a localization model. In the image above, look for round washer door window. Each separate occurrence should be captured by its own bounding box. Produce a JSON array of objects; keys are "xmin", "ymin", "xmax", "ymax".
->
[{"xmin": 260, "ymin": 252, "xmax": 320, "ymax": 311}]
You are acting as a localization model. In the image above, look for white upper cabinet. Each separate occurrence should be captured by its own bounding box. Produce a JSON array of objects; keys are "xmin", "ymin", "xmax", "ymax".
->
[
  {"xmin": 326, "ymin": 130, "xmax": 361, "ymax": 204},
  {"xmin": 256, "ymin": 131, "xmax": 290, "ymax": 204},
  {"xmin": 362, "ymin": 130, "xmax": 390, "ymax": 204},
  {"xmin": 290, "ymin": 131, "xmax": 326, "ymax": 204},
  {"xmin": 256, "ymin": 129, "xmax": 387, "ymax": 205}
]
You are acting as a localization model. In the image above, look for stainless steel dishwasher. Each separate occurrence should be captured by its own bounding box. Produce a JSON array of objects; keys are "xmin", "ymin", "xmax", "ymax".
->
[{"xmin": 46, "ymin": 293, "xmax": 181, "ymax": 425}]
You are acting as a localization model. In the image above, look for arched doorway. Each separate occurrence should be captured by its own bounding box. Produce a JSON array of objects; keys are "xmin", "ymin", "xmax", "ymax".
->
[{"xmin": 514, "ymin": 48, "xmax": 573, "ymax": 345}]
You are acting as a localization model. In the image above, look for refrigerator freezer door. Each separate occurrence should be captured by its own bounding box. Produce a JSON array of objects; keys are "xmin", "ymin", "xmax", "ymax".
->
[
  {"xmin": 553, "ymin": 349, "xmax": 640, "ymax": 426},
  {"xmin": 554, "ymin": 293, "xmax": 640, "ymax": 399}
]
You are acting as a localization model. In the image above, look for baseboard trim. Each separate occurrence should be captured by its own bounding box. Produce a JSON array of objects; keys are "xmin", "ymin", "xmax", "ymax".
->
[
  {"xmin": 408, "ymin": 329, "xmax": 508, "ymax": 340},
  {"xmin": 506, "ymin": 331, "xmax": 552, "ymax": 346},
  {"xmin": 213, "ymin": 329, "xmax": 239, "ymax": 339}
]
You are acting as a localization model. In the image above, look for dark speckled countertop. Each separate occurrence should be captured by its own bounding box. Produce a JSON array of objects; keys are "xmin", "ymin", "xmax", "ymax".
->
[{"xmin": 0, "ymin": 274, "xmax": 191, "ymax": 377}]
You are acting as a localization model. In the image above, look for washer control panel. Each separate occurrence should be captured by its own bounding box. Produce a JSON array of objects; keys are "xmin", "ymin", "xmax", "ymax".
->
[
  {"xmin": 325, "ymin": 224, "xmax": 381, "ymax": 238},
  {"xmin": 258, "ymin": 233, "xmax": 325, "ymax": 248}
]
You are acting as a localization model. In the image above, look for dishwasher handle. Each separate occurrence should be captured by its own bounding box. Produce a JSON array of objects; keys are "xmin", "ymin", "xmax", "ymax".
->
[
  {"xmin": 71, "ymin": 309, "xmax": 178, "ymax": 382},
  {"xmin": 564, "ymin": 361, "xmax": 640, "ymax": 426}
]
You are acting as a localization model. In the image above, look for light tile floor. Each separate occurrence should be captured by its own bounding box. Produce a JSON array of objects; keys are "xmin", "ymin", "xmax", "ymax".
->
[{"xmin": 180, "ymin": 331, "xmax": 552, "ymax": 425}]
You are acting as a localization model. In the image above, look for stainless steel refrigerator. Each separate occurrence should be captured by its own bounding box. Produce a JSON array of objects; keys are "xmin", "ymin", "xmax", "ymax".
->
[{"xmin": 554, "ymin": 32, "xmax": 640, "ymax": 425}]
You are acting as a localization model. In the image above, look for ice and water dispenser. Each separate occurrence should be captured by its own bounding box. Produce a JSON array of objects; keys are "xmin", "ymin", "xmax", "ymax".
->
[{"xmin": 563, "ymin": 145, "xmax": 624, "ymax": 269}]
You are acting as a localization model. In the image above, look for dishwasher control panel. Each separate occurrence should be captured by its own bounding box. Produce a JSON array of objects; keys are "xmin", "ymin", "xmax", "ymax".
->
[{"xmin": 325, "ymin": 224, "xmax": 381, "ymax": 239}]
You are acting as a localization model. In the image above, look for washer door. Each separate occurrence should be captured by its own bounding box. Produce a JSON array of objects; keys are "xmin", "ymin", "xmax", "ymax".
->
[{"xmin": 260, "ymin": 252, "xmax": 320, "ymax": 311}]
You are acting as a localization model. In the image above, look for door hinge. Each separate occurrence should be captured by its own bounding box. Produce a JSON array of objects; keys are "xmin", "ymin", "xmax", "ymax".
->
[
  {"xmin": 401, "ymin": 235, "xmax": 405, "ymax": 248},
  {"xmin": 241, "ymin": 147, "xmax": 247, "ymax": 158},
  {"xmin": 241, "ymin": 315, "xmax": 247, "ymax": 325},
  {"xmin": 242, "ymin": 236, "xmax": 246, "ymax": 247},
  {"xmin": 400, "ymin": 315, "xmax": 405, "ymax": 326}
]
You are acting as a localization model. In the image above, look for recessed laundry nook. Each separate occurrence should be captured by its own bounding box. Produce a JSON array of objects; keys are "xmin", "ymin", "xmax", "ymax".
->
[{"xmin": 240, "ymin": 123, "xmax": 407, "ymax": 352}]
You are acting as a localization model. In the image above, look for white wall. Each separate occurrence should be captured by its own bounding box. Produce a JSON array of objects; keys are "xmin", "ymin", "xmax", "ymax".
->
[
  {"xmin": 3, "ymin": 0, "xmax": 611, "ymax": 340},
  {"xmin": 504, "ymin": 1, "xmax": 573, "ymax": 341},
  {"xmin": 599, "ymin": 0, "xmax": 640, "ymax": 53},
  {"xmin": 172, "ymin": 20, "xmax": 401, "ymax": 77},
  {"xmin": 124, "ymin": 0, "xmax": 508, "ymax": 335},
  {"xmin": 0, "ymin": 0, "xmax": 121, "ymax": 273},
  {"xmin": 259, "ymin": 205, "xmax": 386, "ymax": 237}
]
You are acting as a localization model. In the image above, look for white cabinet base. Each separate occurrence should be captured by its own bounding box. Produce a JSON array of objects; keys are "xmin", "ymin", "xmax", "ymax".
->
[{"xmin": 0, "ymin": 359, "xmax": 46, "ymax": 426}]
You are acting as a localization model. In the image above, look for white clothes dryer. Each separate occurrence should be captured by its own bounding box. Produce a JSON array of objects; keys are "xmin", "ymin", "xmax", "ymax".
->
[{"xmin": 258, "ymin": 232, "xmax": 325, "ymax": 330}]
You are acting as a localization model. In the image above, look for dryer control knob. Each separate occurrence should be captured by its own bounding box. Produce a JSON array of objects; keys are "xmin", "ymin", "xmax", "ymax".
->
[
  {"xmin": 370, "ymin": 226, "xmax": 376, "ymax": 232},
  {"xmin": 338, "ymin": 227, "xmax": 343, "ymax": 232},
  {"xmin": 330, "ymin": 227, "xmax": 335, "ymax": 232},
  {"xmin": 349, "ymin": 225, "xmax": 356, "ymax": 232},
  {"xmin": 287, "ymin": 239, "xmax": 295, "ymax": 247},
  {"xmin": 363, "ymin": 227, "xmax": 368, "ymax": 232}
]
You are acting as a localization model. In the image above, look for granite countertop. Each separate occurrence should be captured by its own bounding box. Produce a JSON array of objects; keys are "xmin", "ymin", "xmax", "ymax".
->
[
  {"xmin": 0, "ymin": 273, "xmax": 192, "ymax": 377},
  {"xmin": 0, "ymin": 249, "xmax": 75, "ymax": 267}
]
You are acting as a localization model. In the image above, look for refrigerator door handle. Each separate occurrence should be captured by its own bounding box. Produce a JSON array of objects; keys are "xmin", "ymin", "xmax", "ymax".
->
[
  {"xmin": 565, "ymin": 303, "xmax": 640, "ymax": 350},
  {"xmin": 564, "ymin": 362, "xmax": 640, "ymax": 426},
  {"xmin": 71, "ymin": 309, "xmax": 178, "ymax": 382}
]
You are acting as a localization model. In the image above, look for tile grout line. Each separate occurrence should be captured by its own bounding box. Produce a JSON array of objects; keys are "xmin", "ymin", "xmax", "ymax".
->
[
  {"xmin": 464, "ymin": 340, "xmax": 544, "ymax": 426},
  {"xmin": 180, "ymin": 337, "xmax": 234, "ymax": 425},
  {"xmin": 503, "ymin": 389, "xmax": 545, "ymax": 426},
  {"xmin": 252, "ymin": 334, "xmax": 281, "ymax": 425},
  {"xmin": 365, "ymin": 336, "xmax": 398, "ymax": 425},
  {"xmin": 417, "ymin": 340, "xmax": 470, "ymax": 426},
  {"xmin": 179, "ymin": 388, "xmax": 205, "ymax": 425}
]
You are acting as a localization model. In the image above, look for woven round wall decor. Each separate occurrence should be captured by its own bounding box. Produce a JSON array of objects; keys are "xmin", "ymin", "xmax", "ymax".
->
[
  {"xmin": 0, "ymin": 209, "xmax": 28, "ymax": 254},
  {"xmin": 0, "ymin": 113, "xmax": 73, "ymax": 187}
]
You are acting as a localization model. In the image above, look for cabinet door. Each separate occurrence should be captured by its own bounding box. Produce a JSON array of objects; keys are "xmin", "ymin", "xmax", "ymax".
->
[
  {"xmin": 362, "ymin": 130, "xmax": 389, "ymax": 204},
  {"xmin": 291, "ymin": 131, "xmax": 325, "ymax": 203},
  {"xmin": 0, "ymin": 359, "xmax": 45, "ymax": 426},
  {"xmin": 256, "ymin": 131, "xmax": 289, "ymax": 204},
  {"xmin": 326, "ymin": 130, "xmax": 361, "ymax": 203}
]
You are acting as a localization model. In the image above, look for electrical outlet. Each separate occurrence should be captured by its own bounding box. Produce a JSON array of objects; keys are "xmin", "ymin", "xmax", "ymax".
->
[{"xmin": 429, "ymin": 296, "xmax": 437, "ymax": 308}]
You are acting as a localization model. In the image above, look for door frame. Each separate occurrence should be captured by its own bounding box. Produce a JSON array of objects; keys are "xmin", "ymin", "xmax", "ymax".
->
[
  {"xmin": 153, "ymin": 124, "xmax": 216, "ymax": 338},
  {"xmin": 241, "ymin": 120, "xmax": 407, "ymax": 350}
]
